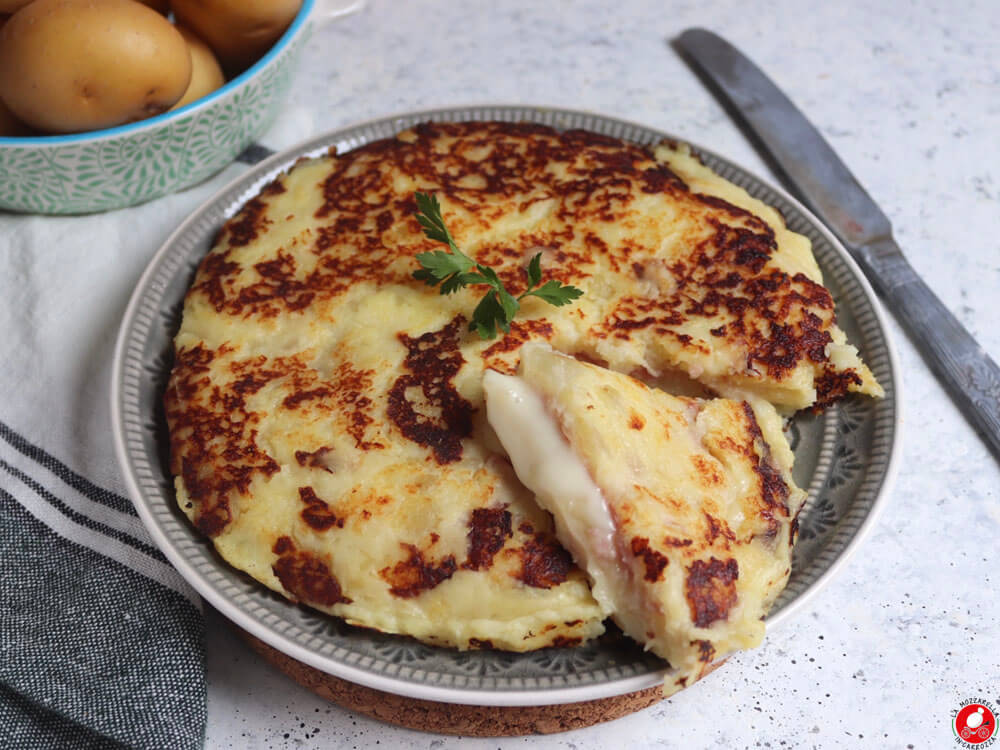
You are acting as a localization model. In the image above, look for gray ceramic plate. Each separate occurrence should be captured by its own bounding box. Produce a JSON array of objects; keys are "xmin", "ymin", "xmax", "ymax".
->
[{"xmin": 111, "ymin": 105, "xmax": 901, "ymax": 707}]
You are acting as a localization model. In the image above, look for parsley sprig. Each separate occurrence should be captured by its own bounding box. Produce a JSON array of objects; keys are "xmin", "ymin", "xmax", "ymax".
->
[{"xmin": 412, "ymin": 191, "xmax": 583, "ymax": 339}]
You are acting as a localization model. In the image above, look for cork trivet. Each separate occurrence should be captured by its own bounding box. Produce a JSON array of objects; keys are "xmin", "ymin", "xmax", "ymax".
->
[{"xmin": 239, "ymin": 630, "xmax": 671, "ymax": 736}]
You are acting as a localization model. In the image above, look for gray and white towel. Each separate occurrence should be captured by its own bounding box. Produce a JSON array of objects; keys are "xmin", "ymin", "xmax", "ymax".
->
[
  {"xmin": 0, "ymin": 423, "xmax": 204, "ymax": 749},
  {"xmin": 0, "ymin": 165, "xmax": 253, "ymax": 748}
]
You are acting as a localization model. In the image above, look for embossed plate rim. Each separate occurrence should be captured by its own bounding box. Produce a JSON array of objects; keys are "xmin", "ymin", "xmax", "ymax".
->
[{"xmin": 111, "ymin": 104, "xmax": 901, "ymax": 707}]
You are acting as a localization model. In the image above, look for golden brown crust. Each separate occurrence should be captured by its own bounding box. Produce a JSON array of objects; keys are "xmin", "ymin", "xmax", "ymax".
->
[
  {"xmin": 379, "ymin": 543, "xmax": 458, "ymax": 598},
  {"xmin": 271, "ymin": 536, "xmax": 352, "ymax": 607},
  {"xmin": 165, "ymin": 120, "xmax": 876, "ymax": 653},
  {"xmin": 386, "ymin": 316, "xmax": 474, "ymax": 464},
  {"xmin": 462, "ymin": 507, "xmax": 513, "ymax": 571},
  {"xmin": 165, "ymin": 343, "xmax": 281, "ymax": 537},
  {"xmin": 685, "ymin": 557, "xmax": 739, "ymax": 628}
]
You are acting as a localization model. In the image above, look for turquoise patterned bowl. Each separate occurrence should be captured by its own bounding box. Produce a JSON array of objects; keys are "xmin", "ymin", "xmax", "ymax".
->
[{"xmin": 0, "ymin": 0, "xmax": 359, "ymax": 215}]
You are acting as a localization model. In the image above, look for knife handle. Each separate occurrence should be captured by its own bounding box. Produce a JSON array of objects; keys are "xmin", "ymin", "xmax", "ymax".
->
[{"xmin": 858, "ymin": 239, "xmax": 1000, "ymax": 458}]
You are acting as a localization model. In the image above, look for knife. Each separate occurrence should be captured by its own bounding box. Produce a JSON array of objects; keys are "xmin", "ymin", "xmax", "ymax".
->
[{"xmin": 675, "ymin": 27, "xmax": 1000, "ymax": 462}]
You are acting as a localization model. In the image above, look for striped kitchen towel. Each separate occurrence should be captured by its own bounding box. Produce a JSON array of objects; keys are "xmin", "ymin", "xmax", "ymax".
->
[
  {"xmin": 0, "ymin": 183, "xmax": 222, "ymax": 749},
  {"xmin": 0, "ymin": 422, "xmax": 205, "ymax": 750}
]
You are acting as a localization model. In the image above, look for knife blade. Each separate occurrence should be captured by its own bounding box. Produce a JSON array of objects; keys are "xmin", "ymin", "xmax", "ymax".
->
[{"xmin": 675, "ymin": 27, "xmax": 1000, "ymax": 462}]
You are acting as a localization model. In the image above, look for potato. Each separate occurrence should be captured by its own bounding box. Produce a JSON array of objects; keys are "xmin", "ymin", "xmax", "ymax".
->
[
  {"xmin": 0, "ymin": 1, "xmax": 32, "ymax": 13},
  {"xmin": 171, "ymin": 0, "xmax": 301, "ymax": 74},
  {"xmin": 0, "ymin": 96, "xmax": 32, "ymax": 136},
  {"xmin": 171, "ymin": 26, "xmax": 225, "ymax": 110},
  {"xmin": 134, "ymin": 0, "xmax": 170, "ymax": 13},
  {"xmin": 0, "ymin": 0, "xmax": 192, "ymax": 133}
]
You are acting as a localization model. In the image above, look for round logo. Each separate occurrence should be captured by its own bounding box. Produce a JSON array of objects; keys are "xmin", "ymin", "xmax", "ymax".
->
[{"xmin": 954, "ymin": 702, "xmax": 997, "ymax": 746}]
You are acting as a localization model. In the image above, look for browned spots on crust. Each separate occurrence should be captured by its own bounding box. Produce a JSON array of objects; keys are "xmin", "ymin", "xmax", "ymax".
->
[
  {"xmin": 562, "ymin": 127, "xmax": 628, "ymax": 149},
  {"xmin": 164, "ymin": 345, "xmax": 281, "ymax": 538},
  {"xmin": 686, "ymin": 557, "xmax": 739, "ymax": 628},
  {"xmin": 813, "ymin": 366, "xmax": 864, "ymax": 411},
  {"xmin": 298, "ymin": 486, "xmax": 343, "ymax": 531},
  {"xmin": 315, "ymin": 137, "xmax": 404, "ymax": 221},
  {"xmin": 272, "ymin": 535, "xmax": 294, "ymax": 555},
  {"xmin": 755, "ymin": 454, "xmax": 790, "ymax": 513},
  {"xmin": 330, "ymin": 361, "xmax": 384, "ymax": 450},
  {"xmin": 272, "ymin": 536, "xmax": 351, "ymax": 606},
  {"xmin": 260, "ymin": 177, "xmax": 286, "ymax": 197},
  {"xmin": 593, "ymin": 294, "xmax": 684, "ymax": 341},
  {"xmin": 387, "ymin": 316, "xmax": 474, "ymax": 463},
  {"xmin": 165, "ymin": 344, "xmax": 388, "ymax": 538},
  {"xmin": 193, "ymin": 252, "xmax": 240, "ymax": 311},
  {"xmin": 295, "ymin": 446, "xmax": 333, "ymax": 472},
  {"xmin": 704, "ymin": 216, "xmax": 775, "ymax": 274},
  {"xmin": 274, "ymin": 358, "xmax": 383, "ymax": 451},
  {"xmin": 691, "ymin": 454, "xmax": 723, "ymax": 486},
  {"xmin": 630, "ymin": 537, "xmax": 669, "ymax": 582},
  {"xmin": 664, "ymin": 536, "xmax": 694, "ymax": 548},
  {"xmin": 462, "ymin": 507, "xmax": 513, "ymax": 571},
  {"xmin": 588, "ymin": 189, "xmax": 842, "ymax": 386},
  {"xmin": 468, "ymin": 638, "xmax": 494, "ymax": 649},
  {"xmin": 246, "ymin": 251, "xmax": 316, "ymax": 314},
  {"xmin": 193, "ymin": 183, "xmax": 406, "ymax": 315},
  {"xmin": 629, "ymin": 412, "xmax": 646, "ymax": 430},
  {"xmin": 220, "ymin": 196, "xmax": 271, "ymax": 248},
  {"xmin": 183, "ymin": 120, "xmax": 858, "ymax": 409},
  {"xmin": 192, "ymin": 248, "xmax": 315, "ymax": 318},
  {"xmin": 509, "ymin": 531, "xmax": 574, "ymax": 589},
  {"xmin": 640, "ymin": 164, "xmax": 688, "ymax": 194},
  {"xmin": 380, "ymin": 543, "xmax": 457, "ymax": 598},
  {"xmin": 480, "ymin": 318, "xmax": 554, "ymax": 374},
  {"xmin": 375, "ymin": 210, "xmax": 393, "ymax": 233},
  {"xmin": 703, "ymin": 512, "xmax": 737, "ymax": 546},
  {"xmin": 740, "ymin": 402, "xmax": 791, "ymax": 516},
  {"xmin": 694, "ymin": 193, "xmax": 771, "ymax": 228},
  {"xmin": 283, "ymin": 386, "xmax": 332, "ymax": 410},
  {"xmin": 550, "ymin": 636, "xmax": 583, "ymax": 648},
  {"xmin": 693, "ymin": 638, "xmax": 716, "ymax": 663}
]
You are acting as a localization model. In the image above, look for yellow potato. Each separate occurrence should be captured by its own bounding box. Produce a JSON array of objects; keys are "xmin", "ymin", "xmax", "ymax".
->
[
  {"xmin": 171, "ymin": 26, "xmax": 226, "ymax": 110},
  {"xmin": 0, "ymin": 0, "xmax": 192, "ymax": 133},
  {"xmin": 171, "ymin": 0, "xmax": 301, "ymax": 74},
  {"xmin": 0, "ymin": 96, "xmax": 32, "ymax": 136},
  {"xmin": 134, "ymin": 0, "xmax": 170, "ymax": 13}
]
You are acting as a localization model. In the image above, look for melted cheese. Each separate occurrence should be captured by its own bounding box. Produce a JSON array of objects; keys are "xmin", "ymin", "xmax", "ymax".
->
[
  {"xmin": 485, "ymin": 344, "xmax": 806, "ymax": 692},
  {"xmin": 483, "ymin": 369, "xmax": 620, "ymax": 616}
]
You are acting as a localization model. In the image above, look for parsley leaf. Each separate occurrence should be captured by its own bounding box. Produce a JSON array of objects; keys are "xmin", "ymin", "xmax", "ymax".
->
[
  {"xmin": 413, "ymin": 249, "xmax": 474, "ymax": 284},
  {"xmin": 526, "ymin": 252, "xmax": 543, "ymax": 288},
  {"xmin": 470, "ymin": 292, "xmax": 508, "ymax": 340},
  {"xmin": 414, "ymin": 192, "xmax": 463, "ymax": 254},
  {"xmin": 520, "ymin": 279, "xmax": 585, "ymax": 306},
  {"xmin": 412, "ymin": 192, "xmax": 584, "ymax": 339}
]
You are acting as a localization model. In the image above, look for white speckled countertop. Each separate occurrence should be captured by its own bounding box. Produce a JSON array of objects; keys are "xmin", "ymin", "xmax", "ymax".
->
[{"xmin": 192, "ymin": 0, "xmax": 1000, "ymax": 746}]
